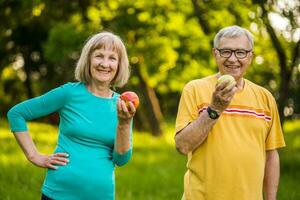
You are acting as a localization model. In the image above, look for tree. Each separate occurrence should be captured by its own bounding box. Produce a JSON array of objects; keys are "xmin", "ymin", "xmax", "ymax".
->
[
  {"xmin": 191, "ymin": 0, "xmax": 300, "ymax": 123},
  {"xmin": 1, "ymin": 0, "xmax": 299, "ymax": 130},
  {"xmin": 254, "ymin": 0, "xmax": 300, "ymax": 122}
]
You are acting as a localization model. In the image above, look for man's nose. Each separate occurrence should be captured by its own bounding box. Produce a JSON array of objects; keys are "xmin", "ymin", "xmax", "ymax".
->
[{"xmin": 227, "ymin": 52, "xmax": 238, "ymax": 61}]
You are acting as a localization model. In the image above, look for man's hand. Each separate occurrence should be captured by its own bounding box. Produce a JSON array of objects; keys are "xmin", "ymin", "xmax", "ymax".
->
[{"xmin": 210, "ymin": 79, "xmax": 238, "ymax": 112}]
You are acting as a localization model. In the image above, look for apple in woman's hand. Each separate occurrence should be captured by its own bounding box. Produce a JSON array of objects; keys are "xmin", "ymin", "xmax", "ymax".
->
[{"xmin": 120, "ymin": 91, "xmax": 139, "ymax": 109}]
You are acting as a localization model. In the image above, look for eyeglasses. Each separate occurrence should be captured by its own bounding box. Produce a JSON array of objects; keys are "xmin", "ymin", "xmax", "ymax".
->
[{"xmin": 216, "ymin": 48, "xmax": 252, "ymax": 59}]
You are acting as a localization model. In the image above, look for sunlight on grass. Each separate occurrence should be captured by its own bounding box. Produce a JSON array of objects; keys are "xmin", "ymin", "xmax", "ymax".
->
[
  {"xmin": 283, "ymin": 120, "xmax": 300, "ymax": 149},
  {"xmin": 0, "ymin": 121, "xmax": 56, "ymax": 168},
  {"xmin": 283, "ymin": 120, "xmax": 300, "ymax": 133},
  {"xmin": 1, "ymin": 119, "xmax": 299, "ymax": 199}
]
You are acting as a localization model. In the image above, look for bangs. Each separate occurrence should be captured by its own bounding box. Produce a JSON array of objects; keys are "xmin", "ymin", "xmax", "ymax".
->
[
  {"xmin": 93, "ymin": 36, "xmax": 122, "ymax": 56},
  {"xmin": 75, "ymin": 31, "xmax": 129, "ymax": 87}
]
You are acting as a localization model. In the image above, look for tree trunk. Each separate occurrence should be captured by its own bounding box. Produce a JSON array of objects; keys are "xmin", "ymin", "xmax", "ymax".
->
[
  {"xmin": 22, "ymin": 50, "xmax": 34, "ymax": 99},
  {"xmin": 191, "ymin": 0, "xmax": 211, "ymax": 35},
  {"xmin": 135, "ymin": 64, "xmax": 164, "ymax": 136},
  {"xmin": 258, "ymin": 1, "xmax": 291, "ymax": 124},
  {"xmin": 191, "ymin": 0, "xmax": 214, "ymax": 48}
]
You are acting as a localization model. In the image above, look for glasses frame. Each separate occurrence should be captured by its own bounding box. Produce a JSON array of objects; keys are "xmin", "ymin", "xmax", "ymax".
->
[{"xmin": 216, "ymin": 48, "xmax": 253, "ymax": 59}]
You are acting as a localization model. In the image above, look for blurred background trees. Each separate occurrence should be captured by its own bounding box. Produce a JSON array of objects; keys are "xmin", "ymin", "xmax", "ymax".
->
[{"xmin": 0, "ymin": 0, "xmax": 299, "ymax": 135}]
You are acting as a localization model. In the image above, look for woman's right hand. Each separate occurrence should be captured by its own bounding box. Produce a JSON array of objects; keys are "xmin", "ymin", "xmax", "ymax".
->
[
  {"xmin": 29, "ymin": 152, "xmax": 69, "ymax": 170},
  {"xmin": 13, "ymin": 132, "xmax": 69, "ymax": 170}
]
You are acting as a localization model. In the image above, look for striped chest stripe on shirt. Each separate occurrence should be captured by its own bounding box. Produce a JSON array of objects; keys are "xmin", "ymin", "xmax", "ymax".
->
[{"xmin": 198, "ymin": 105, "xmax": 272, "ymax": 122}]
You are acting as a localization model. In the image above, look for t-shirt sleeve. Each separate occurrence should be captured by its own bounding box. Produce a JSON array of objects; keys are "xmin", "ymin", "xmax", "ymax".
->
[
  {"xmin": 7, "ymin": 83, "xmax": 71, "ymax": 132},
  {"xmin": 175, "ymin": 82, "xmax": 199, "ymax": 134},
  {"xmin": 265, "ymin": 94, "xmax": 286, "ymax": 150}
]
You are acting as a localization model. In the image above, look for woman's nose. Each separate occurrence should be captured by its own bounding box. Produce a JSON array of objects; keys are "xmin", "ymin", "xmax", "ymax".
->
[{"xmin": 100, "ymin": 59, "xmax": 109, "ymax": 67}]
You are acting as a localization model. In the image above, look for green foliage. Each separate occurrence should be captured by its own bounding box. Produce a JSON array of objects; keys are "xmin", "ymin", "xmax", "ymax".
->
[
  {"xmin": 1, "ymin": 119, "xmax": 300, "ymax": 199},
  {"xmin": 0, "ymin": 65, "xmax": 27, "ymax": 115},
  {"xmin": 44, "ymin": 23, "xmax": 88, "ymax": 64},
  {"xmin": 0, "ymin": 0, "xmax": 299, "ymax": 121}
]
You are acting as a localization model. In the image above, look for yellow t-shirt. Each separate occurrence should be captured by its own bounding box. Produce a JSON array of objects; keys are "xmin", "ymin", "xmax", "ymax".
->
[{"xmin": 175, "ymin": 75, "xmax": 286, "ymax": 200}]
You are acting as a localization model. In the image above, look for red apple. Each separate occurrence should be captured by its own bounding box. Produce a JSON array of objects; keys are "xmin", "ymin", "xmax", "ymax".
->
[{"xmin": 120, "ymin": 91, "xmax": 140, "ymax": 109}]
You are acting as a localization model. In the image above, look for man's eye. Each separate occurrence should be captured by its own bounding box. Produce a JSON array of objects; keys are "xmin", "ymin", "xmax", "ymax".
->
[
  {"xmin": 222, "ymin": 50, "xmax": 231, "ymax": 54},
  {"xmin": 236, "ymin": 51, "xmax": 246, "ymax": 55}
]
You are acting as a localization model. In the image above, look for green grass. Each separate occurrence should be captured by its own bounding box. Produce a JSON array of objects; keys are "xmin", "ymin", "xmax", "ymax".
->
[
  {"xmin": 1, "ymin": 119, "xmax": 300, "ymax": 199},
  {"xmin": 0, "ymin": 119, "xmax": 186, "ymax": 200},
  {"xmin": 277, "ymin": 121, "xmax": 300, "ymax": 200}
]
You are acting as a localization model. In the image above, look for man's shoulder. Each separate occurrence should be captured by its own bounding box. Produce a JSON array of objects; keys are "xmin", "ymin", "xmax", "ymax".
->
[
  {"xmin": 245, "ymin": 79, "xmax": 270, "ymax": 92},
  {"xmin": 184, "ymin": 75, "xmax": 216, "ymax": 90},
  {"xmin": 245, "ymin": 79, "xmax": 274, "ymax": 98}
]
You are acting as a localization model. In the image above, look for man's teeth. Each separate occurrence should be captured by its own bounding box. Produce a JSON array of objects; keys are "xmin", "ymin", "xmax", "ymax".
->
[{"xmin": 226, "ymin": 65, "xmax": 239, "ymax": 69}]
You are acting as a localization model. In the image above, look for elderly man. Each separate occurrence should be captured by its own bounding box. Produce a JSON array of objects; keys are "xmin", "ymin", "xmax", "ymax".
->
[{"xmin": 175, "ymin": 25, "xmax": 285, "ymax": 200}]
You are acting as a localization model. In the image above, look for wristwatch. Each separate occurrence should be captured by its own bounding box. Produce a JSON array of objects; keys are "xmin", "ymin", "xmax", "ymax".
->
[{"xmin": 206, "ymin": 106, "xmax": 220, "ymax": 119}]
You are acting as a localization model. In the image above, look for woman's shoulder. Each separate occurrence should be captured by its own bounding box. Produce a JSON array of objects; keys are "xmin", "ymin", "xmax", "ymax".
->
[
  {"xmin": 61, "ymin": 81, "xmax": 82, "ymax": 88},
  {"xmin": 50, "ymin": 82, "xmax": 85, "ymax": 98},
  {"xmin": 57, "ymin": 82, "xmax": 85, "ymax": 92}
]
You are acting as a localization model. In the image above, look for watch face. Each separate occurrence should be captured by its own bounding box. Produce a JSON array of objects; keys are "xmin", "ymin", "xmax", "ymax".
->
[
  {"xmin": 207, "ymin": 107, "xmax": 219, "ymax": 119},
  {"xmin": 210, "ymin": 112, "xmax": 217, "ymax": 119}
]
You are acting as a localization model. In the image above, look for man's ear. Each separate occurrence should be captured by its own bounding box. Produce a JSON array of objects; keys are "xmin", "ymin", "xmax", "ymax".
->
[
  {"xmin": 212, "ymin": 48, "xmax": 217, "ymax": 57},
  {"xmin": 249, "ymin": 51, "xmax": 254, "ymax": 60}
]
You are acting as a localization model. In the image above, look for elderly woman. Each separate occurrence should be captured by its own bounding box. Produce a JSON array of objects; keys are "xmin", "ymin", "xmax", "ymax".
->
[{"xmin": 7, "ymin": 32, "xmax": 135, "ymax": 200}]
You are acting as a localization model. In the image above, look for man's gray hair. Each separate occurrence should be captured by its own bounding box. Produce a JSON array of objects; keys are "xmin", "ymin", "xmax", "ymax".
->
[{"xmin": 213, "ymin": 25, "xmax": 254, "ymax": 49}]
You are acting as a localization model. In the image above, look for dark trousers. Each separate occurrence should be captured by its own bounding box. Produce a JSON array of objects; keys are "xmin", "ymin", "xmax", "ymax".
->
[{"xmin": 41, "ymin": 194, "xmax": 54, "ymax": 200}]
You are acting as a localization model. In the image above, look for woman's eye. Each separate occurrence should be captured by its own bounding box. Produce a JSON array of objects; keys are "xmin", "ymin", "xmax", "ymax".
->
[{"xmin": 95, "ymin": 54, "xmax": 103, "ymax": 58}]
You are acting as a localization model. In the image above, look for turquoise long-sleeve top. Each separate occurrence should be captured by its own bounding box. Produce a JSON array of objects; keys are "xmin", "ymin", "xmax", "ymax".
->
[{"xmin": 7, "ymin": 82, "xmax": 132, "ymax": 200}]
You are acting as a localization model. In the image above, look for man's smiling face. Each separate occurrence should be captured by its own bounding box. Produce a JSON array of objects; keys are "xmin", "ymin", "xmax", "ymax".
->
[{"xmin": 214, "ymin": 35, "xmax": 253, "ymax": 81}]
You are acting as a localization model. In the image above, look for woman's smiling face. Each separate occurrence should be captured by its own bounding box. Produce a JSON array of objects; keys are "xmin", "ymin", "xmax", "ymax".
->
[{"xmin": 90, "ymin": 48, "xmax": 119, "ymax": 86}]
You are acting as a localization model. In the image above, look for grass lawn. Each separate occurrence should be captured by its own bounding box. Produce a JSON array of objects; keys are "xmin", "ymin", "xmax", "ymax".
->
[{"xmin": 1, "ymin": 119, "xmax": 300, "ymax": 199}]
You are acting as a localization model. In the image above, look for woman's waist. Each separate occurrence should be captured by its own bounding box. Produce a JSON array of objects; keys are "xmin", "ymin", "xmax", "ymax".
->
[
  {"xmin": 54, "ymin": 142, "xmax": 113, "ymax": 160},
  {"xmin": 43, "ymin": 161, "xmax": 115, "ymax": 198}
]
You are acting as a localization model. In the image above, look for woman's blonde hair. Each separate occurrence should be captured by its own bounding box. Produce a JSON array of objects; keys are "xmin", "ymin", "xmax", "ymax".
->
[{"xmin": 75, "ymin": 32, "xmax": 130, "ymax": 88}]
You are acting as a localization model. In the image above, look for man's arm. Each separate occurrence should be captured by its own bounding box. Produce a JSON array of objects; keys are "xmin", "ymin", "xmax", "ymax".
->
[
  {"xmin": 175, "ymin": 109, "xmax": 218, "ymax": 155},
  {"xmin": 175, "ymin": 79, "xmax": 238, "ymax": 155},
  {"xmin": 264, "ymin": 149, "xmax": 280, "ymax": 200}
]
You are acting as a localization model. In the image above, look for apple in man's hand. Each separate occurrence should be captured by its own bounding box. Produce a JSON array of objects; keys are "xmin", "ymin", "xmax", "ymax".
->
[
  {"xmin": 120, "ymin": 91, "xmax": 140, "ymax": 109},
  {"xmin": 217, "ymin": 75, "xmax": 236, "ymax": 90}
]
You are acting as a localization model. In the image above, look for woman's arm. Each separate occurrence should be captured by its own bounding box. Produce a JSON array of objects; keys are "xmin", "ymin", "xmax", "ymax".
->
[
  {"xmin": 14, "ymin": 131, "xmax": 69, "ymax": 169},
  {"xmin": 112, "ymin": 99, "xmax": 135, "ymax": 166},
  {"xmin": 7, "ymin": 84, "xmax": 72, "ymax": 169}
]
